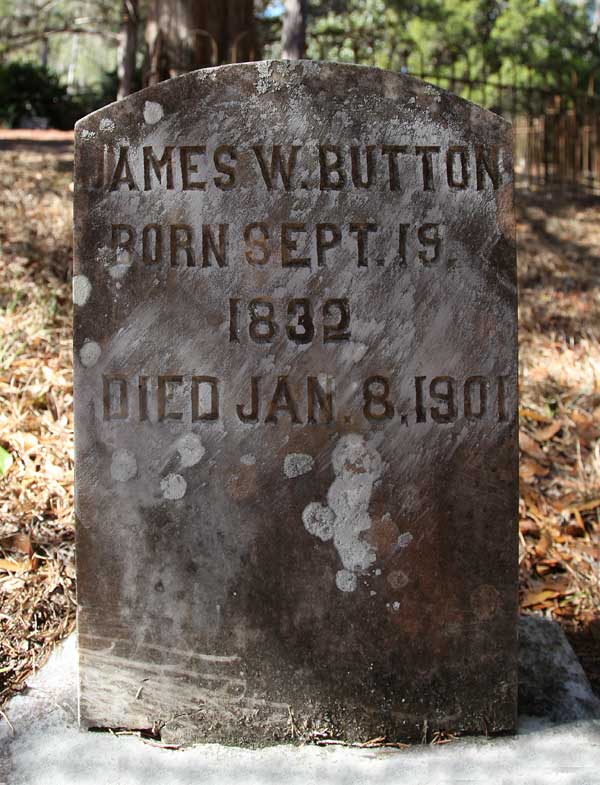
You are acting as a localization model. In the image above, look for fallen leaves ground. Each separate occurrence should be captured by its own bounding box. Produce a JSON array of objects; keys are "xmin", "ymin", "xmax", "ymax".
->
[{"xmin": 0, "ymin": 134, "xmax": 598, "ymax": 710}]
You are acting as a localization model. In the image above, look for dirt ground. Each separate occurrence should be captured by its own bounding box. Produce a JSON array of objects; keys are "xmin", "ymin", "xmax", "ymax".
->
[{"xmin": 0, "ymin": 134, "xmax": 599, "ymax": 712}]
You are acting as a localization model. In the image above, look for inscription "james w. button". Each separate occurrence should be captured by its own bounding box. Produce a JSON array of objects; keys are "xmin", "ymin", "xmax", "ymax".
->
[{"xmin": 105, "ymin": 142, "xmax": 504, "ymax": 193}]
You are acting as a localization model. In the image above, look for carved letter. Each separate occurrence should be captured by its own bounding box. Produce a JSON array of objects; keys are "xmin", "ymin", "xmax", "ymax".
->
[
  {"xmin": 350, "ymin": 145, "xmax": 376, "ymax": 188},
  {"xmin": 316, "ymin": 223, "xmax": 341, "ymax": 267},
  {"xmin": 244, "ymin": 223, "xmax": 270, "ymax": 265},
  {"xmin": 307, "ymin": 376, "xmax": 334, "ymax": 424},
  {"xmin": 213, "ymin": 145, "xmax": 237, "ymax": 190},
  {"xmin": 475, "ymin": 144, "xmax": 500, "ymax": 190},
  {"xmin": 202, "ymin": 224, "xmax": 228, "ymax": 268},
  {"xmin": 253, "ymin": 145, "xmax": 300, "ymax": 190},
  {"xmin": 103, "ymin": 375, "xmax": 128, "ymax": 420},
  {"xmin": 170, "ymin": 225, "xmax": 195, "ymax": 267},
  {"xmin": 143, "ymin": 146, "xmax": 174, "ymax": 190},
  {"xmin": 180, "ymin": 146, "xmax": 207, "ymax": 190},
  {"xmin": 265, "ymin": 376, "xmax": 301, "ymax": 424},
  {"xmin": 109, "ymin": 146, "xmax": 138, "ymax": 191},
  {"xmin": 281, "ymin": 223, "xmax": 310, "ymax": 267},
  {"xmin": 415, "ymin": 146, "xmax": 440, "ymax": 191},
  {"xmin": 446, "ymin": 146, "xmax": 469, "ymax": 189},
  {"xmin": 319, "ymin": 145, "xmax": 346, "ymax": 190},
  {"xmin": 381, "ymin": 145, "xmax": 409, "ymax": 190},
  {"xmin": 192, "ymin": 376, "xmax": 219, "ymax": 421},
  {"xmin": 237, "ymin": 376, "xmax": 260, "ymax": 423},
  {"xmin": 349, "ymin": 222, "xmax": 378, "ymax": 267}
]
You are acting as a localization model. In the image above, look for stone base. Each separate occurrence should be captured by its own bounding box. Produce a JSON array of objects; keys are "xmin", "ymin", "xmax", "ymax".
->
[{"xmin": 2, "ymin": 617, "xmax": 599, "ymax": 784}]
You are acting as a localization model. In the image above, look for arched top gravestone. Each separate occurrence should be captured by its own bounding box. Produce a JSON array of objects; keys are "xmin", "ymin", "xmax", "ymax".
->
[{"xmin": 73, "ymin": 60, "xmax": 518, "ymax": 745}]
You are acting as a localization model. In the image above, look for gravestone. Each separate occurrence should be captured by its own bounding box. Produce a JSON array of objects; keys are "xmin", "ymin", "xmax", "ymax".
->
[{"xmin": 73, "ymin": 60, "xmax": 518, "ymax": 744}]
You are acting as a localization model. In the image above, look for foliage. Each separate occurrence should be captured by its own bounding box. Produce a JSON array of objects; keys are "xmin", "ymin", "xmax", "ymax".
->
[
  {"xmin": 0, "ymin": 62, "xmax": 75, "ymax": 128},
  {"xmin": 0, "ymin": 445, "xmax": 13, "ymax": 477},
  {"xmin": 301, "ymin": 0, "xmax": 600, "ymax": 104},
  {"xmin": 0, "ymin": 0, "xmax": 120, "ymax": 56}
]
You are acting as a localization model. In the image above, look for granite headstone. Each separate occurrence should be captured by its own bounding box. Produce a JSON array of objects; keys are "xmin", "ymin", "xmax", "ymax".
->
[{"xmin": 73, "ymin": 60, "xmax": 518, "ymax": 744}]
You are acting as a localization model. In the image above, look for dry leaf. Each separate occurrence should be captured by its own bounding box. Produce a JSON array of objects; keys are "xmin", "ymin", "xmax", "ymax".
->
[
  {"xmin": 564, "ymin": 498, "xmax": 600, "ymax": 514},
  {"xmin": 0, "ymin": 557, "xmax": 34, "ymax": 574},
  {"xmin": 520, "ymin": 433, "xmax": 548, "ymax": 463},
  {"xmin": 535, "ymin": 529, "xmax": 553, "ymax": 558},
  {"xmin": 533, "ymin": 421, "xmax": 563, "ymax": 442},
  {"xmin": 522, "ymin": 589, "xmax": 560, "ymax": 608},
  {"xmin": 520, "ymin": 459, "xmax": 550, "ymax": 481},
  {"xmin": 0, "ymin": 533, "xmax": 32, "ymax": 556},
  {"xmin": 519, "ymin": 407, "xmax": 553, "ymax": 423}
]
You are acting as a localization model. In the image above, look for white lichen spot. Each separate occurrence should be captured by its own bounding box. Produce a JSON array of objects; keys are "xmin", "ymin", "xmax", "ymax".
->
[
  {"xmin": 302, "ymin": 502, "xmax": 335, "ymax": 542},
  {"xmin": 107, "ymin": 246, "xmax": 132, "ymax": 279},
  {"xmin": 388, "ymin": 570, "xmax": 409, "ymax": 590},
  {"xmin": 177, "ymin": 433, "xmax": 205, "ymax": 468},
  {"xmin": 161, "ymin": 473, "xmax": 187, "ymax": 500},
  {"xmin": 284, "ymin": 452, "xmax": 314, "ymax": 478},
  {"xmin": 110, "ymin": 449, "xmax": 137, "ymax": 482},
  {"xmin": 80, "ymin": 129, "xmax": 95, "ymax": 139},
  {"xmin": 302, "ymin": 434, "xmax": 382, "ymax": 592},
  {"xmin": 369, "ymin": 590, "xmax": 377, "ymax": 597},
  {"xmin": 99, "ymin": 117, "xmax": 115, "ymax": 132},
  {"xmin": 109, "ymin": 265, "xmax": 130, "ymax": 279},
  {"xmin": 336, "ymin": 569, "xmax": 357, "ymax": 593},
  {"xmin": 240, "ymin": 454, "xmax": 256, "ymax": 466},
  {"xmin": 143, "ymin": 101, "xmax": 164, "ymax": 124},
  {"xmin": 72, "ymin": 275, "xmax": 91, "ymax": 306},
  {"xmin": 256, "ymin": 61, "xmax": 271, "ymax": 94},
  {"xmin": 79, "ymin": 340, "xmax": 101, "ymax": 367},
  {"xmin": 397, "ymin": 532, "xmax": 413, "ymax": 548}
]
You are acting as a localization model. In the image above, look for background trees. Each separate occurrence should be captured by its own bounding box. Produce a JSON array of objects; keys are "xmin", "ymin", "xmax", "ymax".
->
[{"xmin": 0, "ymin": 0, "xmax": 599, "ymax": 125}]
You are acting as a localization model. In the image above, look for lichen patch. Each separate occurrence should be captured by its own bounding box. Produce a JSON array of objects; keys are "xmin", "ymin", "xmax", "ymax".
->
[
  {"xmin": 284, "ymin": 452, "xmax": 314, "ymax": 478},
  {"xmin": 302, "ymin": 434, "xmax": 382, "ymax": 592},
  {"xmin": 161, "ymin": 473, "xmax": 187, "ymax": 500},
  {"xmin": 177, "ymin": 433, "xmax": 205, "ymax": 468},
  {"xmin": 110, "ymin": 449, "xmax": 137, "ymax": 482},
  {"xmin": 79, "ymin": 340, "xmax": 101, "ymax": 367},
  {"xmin": 143, "ymin": 101, "xmax": 164, "ymax": 124},
  {"xmin": 72, "ymin": 275, "xmax": 92, "ymax": 306}
]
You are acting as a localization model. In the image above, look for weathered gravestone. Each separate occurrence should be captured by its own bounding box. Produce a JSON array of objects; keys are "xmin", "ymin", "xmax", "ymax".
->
[{"xmin": 73, "ymin": 60, "xmax": 518, "ymax": 744}]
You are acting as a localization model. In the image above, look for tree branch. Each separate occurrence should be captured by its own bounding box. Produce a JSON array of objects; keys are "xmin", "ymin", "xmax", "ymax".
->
[{"xmin": 1, "ymin": 26, "xmax": 119, "ymax": 51}]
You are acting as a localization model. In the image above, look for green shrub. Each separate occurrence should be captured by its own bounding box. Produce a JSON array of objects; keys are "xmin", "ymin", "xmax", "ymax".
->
[{"xmin": 0, "ymin": 62, "xmax": 74, "ymax": 129}]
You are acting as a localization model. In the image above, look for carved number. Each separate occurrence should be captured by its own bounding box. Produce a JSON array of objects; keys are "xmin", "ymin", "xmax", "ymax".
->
[
  {"xmin": 415, "ymin": 375, "xmax": 509, "ymax": 423},
  {"xmin": 229, "ymin": 298, "xmax": 351, "ymax": 345}
]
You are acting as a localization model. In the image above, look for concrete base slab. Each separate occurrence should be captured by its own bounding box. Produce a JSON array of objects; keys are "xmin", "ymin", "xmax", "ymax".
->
[{"xmin": 2, "ymin": 627, "xmax": 600, "ymax": 785}]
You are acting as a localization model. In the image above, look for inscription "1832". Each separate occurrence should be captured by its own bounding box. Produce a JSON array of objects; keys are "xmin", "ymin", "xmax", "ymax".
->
[{"xmin": 228, "ymin": 297, "xmax": 350, "ymax": 344}]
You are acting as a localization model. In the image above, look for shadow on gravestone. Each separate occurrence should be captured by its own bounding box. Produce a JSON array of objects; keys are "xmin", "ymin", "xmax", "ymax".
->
[
  {"xmin": 73, "ymin": 60, "xmax": 518, "ymax": 745},
  {"xmin": 518, "ymin": 614, "xmax": 600, "ymax": 724}
]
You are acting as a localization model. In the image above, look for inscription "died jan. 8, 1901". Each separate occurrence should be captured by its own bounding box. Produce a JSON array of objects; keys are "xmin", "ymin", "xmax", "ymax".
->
[
  {"xmin": 74, "ymin": 61, "xmax": 518, "ymax": 746},
  {"xmin": 101, "ymin": 373, "xmax": 510, "ymax": 425}
]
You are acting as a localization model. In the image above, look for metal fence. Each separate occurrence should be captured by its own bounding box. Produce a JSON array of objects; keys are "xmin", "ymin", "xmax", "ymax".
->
[
  {"xmin": 414, "ymin": 67, "xmax": 600, "ymax": 193},
  {"xmin": 165, "ymin": 23, "xmax": 600, "ymax": 193},
  {"xmin": 308, "ymin": 29, "xmax": 600, "ymax": 193}
]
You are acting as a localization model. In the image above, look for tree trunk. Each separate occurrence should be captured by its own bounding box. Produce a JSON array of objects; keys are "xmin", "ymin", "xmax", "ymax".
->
[
  {"xmin": 145, "ymin": 0, "xmax": 259, "ymax": 86},
  {"xmin": 117, "ymin": 0, "xmax": 139, "ymax": 100},
  {"xmin": 281, "ymin": 0, "xmax": 307, "ymax": 60}
]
